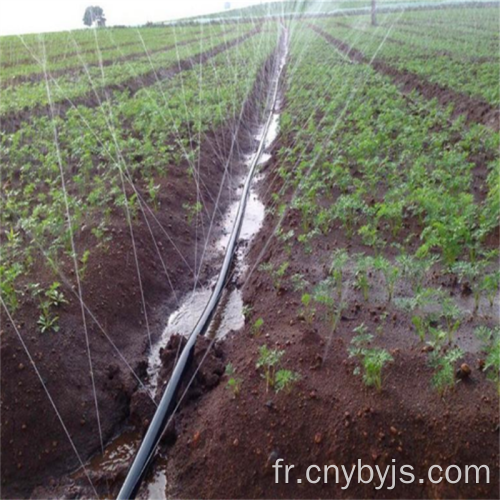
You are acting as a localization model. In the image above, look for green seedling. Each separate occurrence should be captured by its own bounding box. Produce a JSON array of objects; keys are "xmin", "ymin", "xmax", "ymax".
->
[
  {"xmin": 396, "ymin": 253, "xmax": 438, "ymax": 295},
  {"xmin": 439, "ymin": 297, "xmax": 462, "ymax": 343},
  {"xmin": 252, "ymin": 317, "xmax": 264, "ymax": 336},
  {"xmin": 451, "ymin": 260, "xmax": 486, "ymax": 314},
  {"xmin": 147, "ymin": 177, "xmax": 161, "ymax": 210},
  {"xmin": 481, "ymin": 271, "xmax": 499, "ymax": 308},
  {"xmin": 225, "ymin": 363, "xmax": 242, "ymax": 397},
  {"xmin": 329, "ymin": 248, "xmax": 349, "ymax": 301},
  {"xmin": 78, "ymin": 249, "xmax": 90, "ymax": 281},
  {"xmin": 429, "ymin": 347, "xmax": 463, "ymax": 396},
  {"xmin": 259, "ymin": 261, "xmax": 289, "ymax": 291},
  {"xmin": 358, "ymin": 224, "xmax": 385, "ymax": 255},
  {"xmin": 475, "ymin": 326, "xmax": 500, "ymax": 393},
  {"xmin": 354, "ymin": 254, "xmax": 373, "ymax": 301},
  {"xmin": 349, "ymin": 324, "xmax": 393, "ymax": 392},
  {"xmin": 242, "ymin": 304, "xmax": 253, "ymax": 321},
  {"xmin": 291, "ymin": 273, "xmax": 308, "ymax": 292},
  {"xmin": 46, "ymin": 282, "xmax": 68, "ymax": 308},
  {"xmin": 275, "ymin": 369, "xmax": 300, "ymax": 393},
  {"xmin": 183, "ymin": 201, "xmax": 203, "ymax": 225},
  {"xmin": 256, "ymin": 345, "xmax": 284, "ymax": 393},
  {"xmin": 373, "ymin": 256, "xmax": 400, "ymax": 303},
  {"xmin": 395, "ymin": 288, "xmax": 440, "ymax": 342},
  {"xmin": 37, "ymin": 301, "xmax": 60, "ymax": 333},
  {"xmin": 301, "ymin": 293, "xmax": 315, "ymax": 325}
]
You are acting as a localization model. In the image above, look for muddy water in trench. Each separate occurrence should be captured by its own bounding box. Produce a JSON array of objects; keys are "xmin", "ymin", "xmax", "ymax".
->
[
  {"xmin": 79, "ymin": 31, "xmax": 290, "ymax": 497},
  {"xmin": 147, "ymin": 117, "xmax": 279, "ymax": 396},
  {"xmin": 80, "ymin": 84, "xmax": 285, "ymax": 500}
]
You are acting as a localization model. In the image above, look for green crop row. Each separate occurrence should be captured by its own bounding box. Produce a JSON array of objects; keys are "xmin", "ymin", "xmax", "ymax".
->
[
  {"xmin": 254, "ymin": 21, "xmax": 498, "ymax": 393},
  {"xmin": 0, "ymin": 25, "xmax": 202, "ymax": 66},
  {"xmin": 0, "ymin": 26, "xmax": 255, "ymax": 115},
  {"xmin": 0, "ymin": 24, "xmax": 231, "ymax": 83},
  {"xmin": 0, "ymin": 26, "xmax": 279, "ymax": 318},
  {"xmin": 315, "ymin": 13, "xmax": 500, "ymax": 105}
]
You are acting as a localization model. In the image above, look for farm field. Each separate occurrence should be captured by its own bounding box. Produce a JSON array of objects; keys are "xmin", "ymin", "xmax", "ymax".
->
[{"xmin": 0, "ymin": 2, "xmax": 499, "ymax": 499}]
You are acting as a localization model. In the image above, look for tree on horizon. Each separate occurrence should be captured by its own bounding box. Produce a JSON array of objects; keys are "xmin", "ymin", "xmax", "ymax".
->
[{"xmin": 83, "ymin": 6, "xmax": 106, "ymax": 27}]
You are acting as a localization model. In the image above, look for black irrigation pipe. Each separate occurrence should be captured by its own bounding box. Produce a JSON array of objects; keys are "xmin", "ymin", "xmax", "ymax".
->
[{"xmin": 117, "ymin": 28, "xmax": 288, "ymax": 500}]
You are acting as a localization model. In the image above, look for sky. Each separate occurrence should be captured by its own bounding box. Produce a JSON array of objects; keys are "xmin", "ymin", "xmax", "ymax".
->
[{"xmin": 0, "ymin": 0, "xmax": 271, "ymax": 37}]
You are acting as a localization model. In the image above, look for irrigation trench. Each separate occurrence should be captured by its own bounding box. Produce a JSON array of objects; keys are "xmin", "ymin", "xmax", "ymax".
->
[{"xmin": 116, "ymin": 26, "xmax": 289, "ymax": 500}]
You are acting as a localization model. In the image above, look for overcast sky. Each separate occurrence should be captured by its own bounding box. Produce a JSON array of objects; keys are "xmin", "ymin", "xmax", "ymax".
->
[{"xmin": 0, "ymin": 0, "xmax": 270, "ymax": 37}]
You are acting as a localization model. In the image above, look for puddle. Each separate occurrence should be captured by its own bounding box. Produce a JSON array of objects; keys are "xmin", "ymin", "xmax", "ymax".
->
[{"xmin": 137, "ymin": 458, "xmax": 168, "ymax": 500}]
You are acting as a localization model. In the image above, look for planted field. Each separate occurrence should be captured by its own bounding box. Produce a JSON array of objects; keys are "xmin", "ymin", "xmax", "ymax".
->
[{"xmin": 1, "ymin": 2, "xmax": 499, "ymax": 499}]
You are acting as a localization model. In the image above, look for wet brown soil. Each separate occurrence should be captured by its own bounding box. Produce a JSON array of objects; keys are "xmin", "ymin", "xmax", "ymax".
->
[
  {"xmin": 160, "ymin": 126, "xmax": 499, "ymax": 500},
  {"xmin": 113, "ymin": 28, "xmax": 499, "ymax": 496},
  {"xmin": 0, "ymin": 44, "xmax": 278, "ymax": 499},
  {"xmin": 0, "ymin": 129, "xmax": 231, "ymax": 499},
  {"xmin": 0, "ymin": 15, "xmax": 500, "ymax": 500}
]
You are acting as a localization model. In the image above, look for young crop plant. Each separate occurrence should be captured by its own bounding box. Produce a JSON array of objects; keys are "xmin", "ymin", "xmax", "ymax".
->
[
  {"xmin": 297, "ymin": 229, "xmax": 320, "ymax": 254},
  {"xmin": 429, "ymin": 347, "xmax": 464, "ymax": 397},
  {"xmin": 396, "ymin": 253, "xmax": 438, "ymax": 295},
  {"xmin": 358, "ymin": 223, "xmax": 386, "ymax": 255},
  {"xmin": 255, "ymin": 345, "xmax": 299, "ymax": 394},
  {"xmin": 274, "ymin": 369, "xmax": 300, "ymax": 393},
  {"xmin": 256, "ymin": 345, "xmax": 284, "ymax": 393},
  {"xmin": 46, "ymin": 282, "xmax": 68, "ymax": 308},
  {"xmin": 312, "ymin": 279, "xmax": 346, "ymax": 334},
  {"xmin": 300, "ymin": 293, "xmax": 315, "ymax": 325},
  {"xmin": 6, "ymin": 227, "xmax": 21, "ymax": 249},
  {"xmin": 373, "ymin": 256, "xmax": 400, "ymax": 303},
  {"xmin": 259, "ymin": 261, "xmax": 289, "ymax": 292},
  {"xmin": 331, "ymin": 194, "xmax": 369, "ymax": 239},
  {"xmin": 30, "ymin": 282, "xmax": 68, "ymax": 334},
  {"xmin": 376, "ymin": 198, "xmax": 405, "ymax": 238},
  {"xmin": 328, "ymin": 160, "xmax": 352, "ymax": 194},
  {"xmin": 242, "ymin": 304, "xmax": 253, "ymax": 321},
  {"xmin": 147, "ymin": 178, "xmax": 161, "ymax": 211},
  {"xmin": 225, "ymin": 363, "xmax": 242, "ymax": 397},
  {"xmin": 37, "ymin": 300, "xmax": 60, "ymax": 334},
  {"xmin": 354, "ymin": 254, "xmax": 373, "ymax": 301},
  {"xmin": 348, "ymin": 324, "xmax": 393, "ymax": 392},
  {"xmin": 394, "ymin": 288, "xmax": 439, "ymax": 342},
  {"xmin": 329, "ymin": 248, "xmax": 349, "ymax": 301},
  {"xmin": 475, "ymin": 326, "xmax": 500, "ymax": 393},
  {"xmin": 277, "ymin": 228, "xmax": 295, "ymax": 255},
  {"xmin": 291, "ymin": 273, "xmax": 307, "ymax": 292},
  {"xmin": 78, "ymin": 249, "xmax": 91, "ymax": 282},
  {"xmin": 416, "ymin": 195, "xmax": 476, "ymax": 266},
  {"xmin": 0, "ymin": 263, "xmax": 22, "ymax": 312},
  {"xmin": 439, "ymin": 296, "xmax": 462, "ymax": 343},
  {"xmin": 451, "ymin": 260, "xmax": 487, "ymax": 313},
  {"xmin": 183, "ymin": 201, "xmax": 203, "ymax": 225},
  {"xmin": 481, "ymin": 271, "xmax": 500, "ymax": 308},
  {"xmin": 251, "ymin": 317, "xmax": 264, "ymax": 336}
]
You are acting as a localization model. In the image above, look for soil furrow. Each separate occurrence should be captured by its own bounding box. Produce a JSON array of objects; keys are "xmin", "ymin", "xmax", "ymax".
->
[
  {"xmin": 395, "ymin": 19, "xmax": 499, "ymax": 36},
  {"xmin": 309, "ymin": 24, "xmax": 500, "ymax": 131},
  {"xmin": 0, "ymin": 29, "xmax": 208, "ymax": 70},
  {"xmin": 0, "ymin": 30, "xmax": 274, "ymax": 498},
  {"xmin": 0, "ymin": 28, "xmax": 261, "ymax": 135},
  {"xmin": 1, "ymin": 36, "xmax": 203, "ymax": 88},
  {"xmin": 328, "ymin": 21, "xmax": 497, "ymax": 62}
]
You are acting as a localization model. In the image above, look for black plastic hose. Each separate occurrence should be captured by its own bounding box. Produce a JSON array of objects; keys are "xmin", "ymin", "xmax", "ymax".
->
[{"xmin": 117, "ymin": 30, "xmax": 287, "ymax": 500}]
